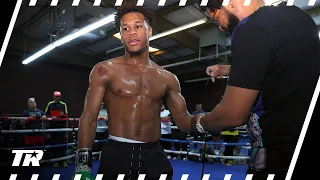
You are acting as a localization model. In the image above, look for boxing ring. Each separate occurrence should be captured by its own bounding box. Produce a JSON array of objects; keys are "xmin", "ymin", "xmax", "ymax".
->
[{"xmin": 0, "ymin": 117, "xmax": 252, "ymax": 180}]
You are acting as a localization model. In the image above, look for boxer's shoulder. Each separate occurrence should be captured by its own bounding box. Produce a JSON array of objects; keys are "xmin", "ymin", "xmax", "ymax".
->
[
  {"xmin": 93, "ymin": 57, "xmax": 124, "ymax": 72},
  {"xmin": 150, "ymin": 61, "xmax": 175, "ymax": 77},
  {"xmin": 90, "ymin": 58, "xmax": 121, "ymax": 81}
]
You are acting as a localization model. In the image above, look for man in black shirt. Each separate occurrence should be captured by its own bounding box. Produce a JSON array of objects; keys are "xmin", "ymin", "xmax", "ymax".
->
[{"xmin": 196, "ymin": 0, "xmax": 320, "ymax": 179}]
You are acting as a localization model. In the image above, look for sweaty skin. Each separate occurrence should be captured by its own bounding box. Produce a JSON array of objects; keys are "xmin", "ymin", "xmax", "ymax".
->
[{"xmin": 77, "ymin": 12, "xmax": 196, "ymax": 149}]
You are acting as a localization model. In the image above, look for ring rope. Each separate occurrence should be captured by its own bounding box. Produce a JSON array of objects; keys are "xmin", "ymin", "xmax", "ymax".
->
[
  {"xmin": 0, "ymin": 127, "xmax": 249, "ymax": 137},
  {"xmin": 0, "ymin": 116, "xmax": 247, "ymax": 131},
  {"xmin": 1, "ymin": 138, "xmax": 250, "ymax": 152}
]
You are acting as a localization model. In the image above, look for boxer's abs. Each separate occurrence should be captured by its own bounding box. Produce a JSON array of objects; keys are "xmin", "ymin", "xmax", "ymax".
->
[{"xmin": 105, "ymin": 93, "xmax": 164, "ymax": 143}]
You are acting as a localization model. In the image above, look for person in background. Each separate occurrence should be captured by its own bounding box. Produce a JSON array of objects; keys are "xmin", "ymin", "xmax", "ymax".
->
[
  {"xmin": 160, "ymin": 104, "xmax": 172, "ymax": 159},
  {"xmin": 233, "ymin": 146, "xmax": 246, "ymax": 165},
  {"xmin": 221, "ymin": 128, "xmax": 239, "ymax": 165},
  {"xmin": 45, "ymin": 91, "xmax": 68, "ymax": 168},
  {"xmin": 191, "ymin": 104, "xmax": 206, "ymax": 115},
  {"xmin": 93, "ymin": 103, "xmax": 108, "ymax": 160},
  {"xmin": 22, "ymin": 98, "xmax": 46, "ymax": 147}
]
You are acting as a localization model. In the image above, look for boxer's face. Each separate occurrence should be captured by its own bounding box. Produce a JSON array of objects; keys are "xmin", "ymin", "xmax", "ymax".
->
[
  {"xmin": 120, "ymin": 12, "xmax": 152, "ymax": 55},
  {"xmin": 207, "ymin": 5, "xmax": 240, "ymax": 35}
]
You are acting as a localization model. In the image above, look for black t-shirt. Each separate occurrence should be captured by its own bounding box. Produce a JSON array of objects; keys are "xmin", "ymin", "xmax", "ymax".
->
[
  {"xmin": 228, "ymin": 3, "xmax": 320, "ymax": 148},
  {"xmin": 22, "ymin": 109, "xmax": 45, "ymax": 119}
]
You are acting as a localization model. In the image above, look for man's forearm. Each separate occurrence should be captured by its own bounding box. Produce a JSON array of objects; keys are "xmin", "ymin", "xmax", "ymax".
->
[
  {"xmin": 220, "ymin": 65, "xmax": 231, "ymax": 76},
  {"xmin": 174, "ymin": 114, "xmax": 194, "ymax": 132},
  {"xmin": 77, "ymin": 114, "xmax": 97, "ymax": 149},
  {"xmin": 200, "ymin": 104, "xmax": 243, "ymax": 132}
]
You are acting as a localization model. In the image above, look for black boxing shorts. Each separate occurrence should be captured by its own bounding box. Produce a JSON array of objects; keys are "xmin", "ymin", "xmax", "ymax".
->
[{"xmin": 98, "ymin": 137, "xmax": 173, "ymax": 180}]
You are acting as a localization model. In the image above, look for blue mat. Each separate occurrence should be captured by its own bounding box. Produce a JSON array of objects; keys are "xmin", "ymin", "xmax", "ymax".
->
[
  {"xmin": 26, "ymin": 160, "xmax": 248, "ymax": 180},
  {"xmin": 14, "ymin": 137, "xmax": 251, "ymax": 180}
]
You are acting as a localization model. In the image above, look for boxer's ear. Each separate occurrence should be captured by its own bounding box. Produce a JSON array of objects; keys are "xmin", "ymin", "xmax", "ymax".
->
[{"xmin": 148, "ymin": 26, "xmax": 152, "ymax": 38}]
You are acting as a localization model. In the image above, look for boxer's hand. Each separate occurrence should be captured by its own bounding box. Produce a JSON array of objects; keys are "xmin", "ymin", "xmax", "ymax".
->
[
  {"xmin": 74, "ymin": 149, "xmax": 94, "ymax": 180},
  {"xmin": 206, "ymin": 65, "xmax": 225, "ymax": 83},
  {"xmin": 191, "ymin": 113, "xmax": 206, "ymax": 132}
]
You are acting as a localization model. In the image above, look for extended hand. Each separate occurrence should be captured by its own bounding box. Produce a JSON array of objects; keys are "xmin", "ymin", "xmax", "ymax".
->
[
  {"xmin": 206, "ymin": 65, "xmax": 230, "ymax": 82},
  {"xmin": 191, "ymin": 113, "xmax": 206, "ymax": 133}
]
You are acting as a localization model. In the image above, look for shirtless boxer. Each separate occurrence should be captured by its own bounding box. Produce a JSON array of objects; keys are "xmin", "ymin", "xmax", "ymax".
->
[{"xmin": 75, "ymin": 2, "xmax": 203, "ymax": 180}]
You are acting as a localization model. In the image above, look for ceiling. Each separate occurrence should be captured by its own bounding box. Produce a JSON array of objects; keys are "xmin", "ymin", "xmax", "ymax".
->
[{"xmin": 7, "ymin": 0, "xmax": 320, "ymax": 82}]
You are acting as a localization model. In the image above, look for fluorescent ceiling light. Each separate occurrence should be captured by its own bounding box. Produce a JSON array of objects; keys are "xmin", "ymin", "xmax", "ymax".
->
[
  {"xmin": 113, "ymin": 33, "xmax": 121, "ymax": 39},
  {"xmin": 149, "ymin": 47, "xmax": 159, "ymax": 53},
  {"xmin": 22, "ymin": 13, "xmax": 116, "ymax": 65},
  {"xmin": 150, "ymin": 18, "xmax": 207, "ymax": 41},
  {"xmin": 264, "ymin": 0, "xmax": 283, "ymax": 5},
  {"xmin": 113, "ymin": 33, "xmax": 159, "ymax": 53},
  {"xmin": 110, "ymin": 18, "xmax": 207, "ymax": 54},
  {"xmin": 113, "ymin": 18, "xmax": 207, "ymax": 42}
]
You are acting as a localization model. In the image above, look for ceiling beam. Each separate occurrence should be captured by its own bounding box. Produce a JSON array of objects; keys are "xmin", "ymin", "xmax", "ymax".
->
[
  {"xmin": 8, "ymin": 33, "xmax": 99, "ymax": 68},
  {"xmin": 306, "ymin": 6, "xmax": 320, "ymax": 14},
  {"xmin": 157, "ymin": 53, "xmax": 199, "ymax": 65},
  {"xmin": 154, "ymin": 16, "xmax": 199, "ymax": 51},
  {"xmin": 156, "ymin": 0, "xmax": 196, "ymax": 17}
]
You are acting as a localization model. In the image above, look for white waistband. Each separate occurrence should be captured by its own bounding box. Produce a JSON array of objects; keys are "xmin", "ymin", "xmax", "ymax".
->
[{"xmin": 108, "ymin": 135, "xmax": 145, "ymax": 143}]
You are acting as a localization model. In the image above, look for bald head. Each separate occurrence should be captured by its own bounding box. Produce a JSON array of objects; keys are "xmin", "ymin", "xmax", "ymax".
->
[{"xmin": 200, "ymin": 0, "xmax": 265, "ymax": 34}]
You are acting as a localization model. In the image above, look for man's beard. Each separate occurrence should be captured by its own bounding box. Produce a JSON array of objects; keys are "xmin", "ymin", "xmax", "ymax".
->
[{"xmin": 223, "ymin": 11, "xmax": 240, "ymax": 36}]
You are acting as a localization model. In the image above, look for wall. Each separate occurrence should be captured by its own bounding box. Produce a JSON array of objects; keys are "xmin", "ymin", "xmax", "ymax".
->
[
  {"xmin": 0, "ymin": 52, "xmax": 227, "ymax": 117},
  {"xmin": 180, "ymin": 79, "xmax": 227, "ymax": 113},
  {"xmin": 0, "ymin": 52, "xmax": 92, "ymax": 117}
]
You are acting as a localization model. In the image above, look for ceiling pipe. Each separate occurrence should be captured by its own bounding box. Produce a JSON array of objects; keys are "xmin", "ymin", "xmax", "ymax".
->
[
  {"xmin": 185, "ymin": 76, "xmax": 228, "ymax": 83},
  {"xmin": 161, "ymin": 50, "xmax": 231, "ymax": 68}
]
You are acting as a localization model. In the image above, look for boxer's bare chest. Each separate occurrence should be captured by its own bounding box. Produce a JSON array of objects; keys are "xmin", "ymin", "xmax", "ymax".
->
[{"xmin": 107, "ymin": 64, "xmax": 168, "ymax": 101}]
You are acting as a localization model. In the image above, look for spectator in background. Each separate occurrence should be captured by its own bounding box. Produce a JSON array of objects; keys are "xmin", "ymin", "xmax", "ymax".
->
[
  {"xmin": 45, "ymin": 91, "xmax": 68, "ymax": 168},
  {"xmin": 93, "ymin": 103, "xmax": 108, "ymax": 160},
  {"xmin": 22, "ymin": 98, "xmax": 46, "ymax": 147},
  {"xmin": 191, "ymin": 104, "xmax": 206, "ymax": 115},
  {"xmin": 160, "ymin": 104, "xmax": 172, "ymax": 159},
  {"xmin": 221, "ymin": 129, "xmax": 240, "ymax": 165},
  {"xmin": 45, "ymin": 91, "xmax": 68, "ymax": 118},
  {"xmin": 233, "ymin": 146, "xmax": 246, "ymax": 165}
]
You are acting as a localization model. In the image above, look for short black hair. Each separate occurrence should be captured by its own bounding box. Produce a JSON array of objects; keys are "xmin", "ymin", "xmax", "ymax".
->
[
  {"xmin": 198, "ymin": 0, "xmax": 223, "ymax": 13},
  {"xmin": 114, "ymin": 0, "xmax": 156, "ymax": 30}
]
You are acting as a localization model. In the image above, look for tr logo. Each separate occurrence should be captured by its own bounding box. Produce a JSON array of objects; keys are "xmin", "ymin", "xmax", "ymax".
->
[{"xmin": 12, "ymin": 150, "xmax": 44, "ymax": 167}]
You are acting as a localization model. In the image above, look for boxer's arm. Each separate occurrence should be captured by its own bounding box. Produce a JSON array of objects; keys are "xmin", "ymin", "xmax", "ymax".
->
[
  {"xmin": 77, "ymin": 63, "xmax": 108, "ymax": 149},
  {"xmin": 165, "ymin": 74, "xmax": 193, "ymax": 132}
]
